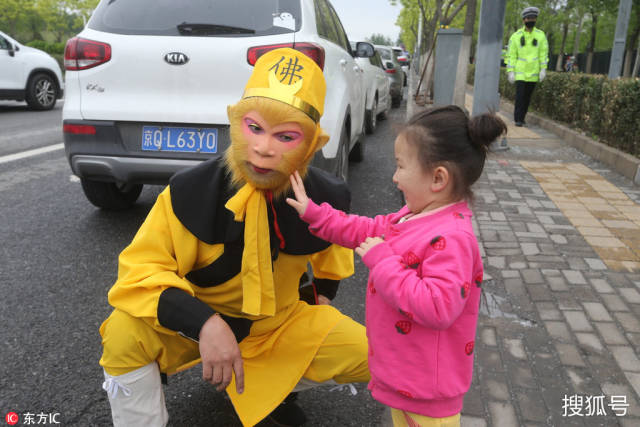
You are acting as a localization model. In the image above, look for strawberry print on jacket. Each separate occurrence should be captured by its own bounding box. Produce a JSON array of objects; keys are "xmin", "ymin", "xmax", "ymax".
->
[{"xmin": 301, "ymin": 201, "xmax": 483, "ymax": 418}]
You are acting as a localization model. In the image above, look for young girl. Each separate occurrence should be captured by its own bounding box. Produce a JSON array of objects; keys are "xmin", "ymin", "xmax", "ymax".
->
[{"xmin": 286, "ymin": 105, "xmax": 506, "ymax": 426}]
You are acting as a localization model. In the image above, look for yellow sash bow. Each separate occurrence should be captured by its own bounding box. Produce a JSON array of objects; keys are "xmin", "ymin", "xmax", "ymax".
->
[{"xmin": 225, "ymin": 183, "xmax": 276, "ymax": 316}]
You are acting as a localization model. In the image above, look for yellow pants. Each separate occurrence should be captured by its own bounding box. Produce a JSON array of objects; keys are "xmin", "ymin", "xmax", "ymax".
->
[
  {"xmin": 391, "ymin": 408, "xmax": 460, "ymax": 427},
  {"xmin": 100, "ymin": 308, "xmax": 369, "ymax": 381},
  {"xmin": 100, "ymin": 308, "xmax": 369, "ymax": 425}
]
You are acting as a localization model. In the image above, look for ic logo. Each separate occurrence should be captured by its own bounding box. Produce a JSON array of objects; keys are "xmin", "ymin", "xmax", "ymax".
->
[{"xmin": 164, "ymin": 52, "xmax": 189, "ymax": 65}]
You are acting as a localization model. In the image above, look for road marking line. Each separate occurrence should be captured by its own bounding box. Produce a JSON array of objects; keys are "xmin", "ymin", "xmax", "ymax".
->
[
  {"xmin": 0, "ymin": 127, "xmax": 61, "ymax": 141},
  {"xmin": 0, "ymin": 143, "xmax": 64, "ymax": 165}
]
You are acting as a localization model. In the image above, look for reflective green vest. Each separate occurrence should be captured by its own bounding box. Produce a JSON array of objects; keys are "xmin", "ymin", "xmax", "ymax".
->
[{"xmin": 507, "ymin": 27, "xmax": 548, "ymax": 82}]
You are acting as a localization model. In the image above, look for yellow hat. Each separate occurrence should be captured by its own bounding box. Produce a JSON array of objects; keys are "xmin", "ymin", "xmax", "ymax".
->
[{"xmin": 242, "ymin": 48, "xmax": 325, "ymax": 123}]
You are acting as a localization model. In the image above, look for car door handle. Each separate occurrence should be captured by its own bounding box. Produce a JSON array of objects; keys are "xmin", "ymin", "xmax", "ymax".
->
[
  {"xmin": 353, "ymin": 66, "xmax": 360, "ymax": 72},
  {"xmin": 340, "ymin": 59, "xmax": 347, "ymax": 67}
]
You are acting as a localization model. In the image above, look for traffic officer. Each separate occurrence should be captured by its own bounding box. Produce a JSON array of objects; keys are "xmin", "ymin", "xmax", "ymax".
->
[{"xmin": 506, "ymin": 6, "xmax": 549, "ymax": 126}]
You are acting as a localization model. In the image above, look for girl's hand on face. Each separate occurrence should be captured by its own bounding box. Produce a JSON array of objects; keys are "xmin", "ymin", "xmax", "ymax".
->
[
  {"xmin": 286, "ymin": 171, "xmax": 310, "ymax": 216},
  {"xmin": 355, "ymin": 237, "xmax": 385, "ymax": 258}
]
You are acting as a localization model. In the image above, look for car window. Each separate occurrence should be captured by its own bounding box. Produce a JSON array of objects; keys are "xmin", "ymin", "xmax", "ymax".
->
[
  {"xmin": 325, "ymin": 1, "xmax": 351, "ymax": 53},
  {"xmin": 370, "ymin": 52, "xmax": 382, "ymax": 68},
  {"xmin": 314, "ymin": 0, "xmax": 329, "ymax": 39},
  {"xmin": 315, "ymin": 0, "xmax": 341, "ymax": 46},
  {"xmin": 0, "ymin": 36, "xmax": 10, "ymax": 50},
  {"xmin": 88, "ymin": 0, "xmax": 302, "ymax": 36},
  {"xmin": 377, "ymin": 48, "xmax": 391, "ymax": 60}
]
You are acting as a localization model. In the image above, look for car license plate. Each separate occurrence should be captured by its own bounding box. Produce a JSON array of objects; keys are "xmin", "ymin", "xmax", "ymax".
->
[{"xmin": 141, "ymin": 126, "xmax": 218, "ymax": 153}]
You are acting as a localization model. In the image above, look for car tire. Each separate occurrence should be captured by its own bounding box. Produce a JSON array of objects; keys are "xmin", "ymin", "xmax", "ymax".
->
[
  {"xmin": 25, "ymin": 73, "xmax": 57, "ymax": 110},
  {"xmin": 80, "ymin": 179, "xmax": 143, "ymax": 210},
  {"xmin": 336, "ymin": 122, "xmax": 350, "ymax": 182},
  {"xmin": 364, "ymin": 97, "xmax": 377, "ymax": 135}
]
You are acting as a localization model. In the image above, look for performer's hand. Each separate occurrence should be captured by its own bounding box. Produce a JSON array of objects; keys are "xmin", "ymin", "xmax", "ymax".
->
[
  {"xmin": 317, "ymin": 294, "xmax": 331, "ymax": 305},
  {"xmin": 507, "ymin": 71, "xmax": 515, "ymax": 84},
  {"xmin": 199, "ymin": 314, "xmax": 244, "ymax": 394},
  {"xmin": 286, "ymin": 171, "xmax": 310, "ymax": 216},
  {"xmin": 355, "ymin": 237, "xmax": 384, "ymax": 258}
]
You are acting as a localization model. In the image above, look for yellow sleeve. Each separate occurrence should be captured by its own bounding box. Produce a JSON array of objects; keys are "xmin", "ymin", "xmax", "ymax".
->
[
  {"xmin": 107, "ymin": 186, "xmax": 204, "ymax": 329},
  {"xmin": 540, "ymin": 31, "xmax": 549, "ymax": 69},
  {"xmin": 506, "ymin": 32, "xmax": 518, "ymax": 72},
  {"xmin": 309, "ymin": 244, "xmax": 354, "ymax": 281}
]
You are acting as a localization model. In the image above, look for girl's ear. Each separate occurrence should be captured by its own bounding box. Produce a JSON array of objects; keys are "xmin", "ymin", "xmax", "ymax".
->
[{"xmin": 430, "ymin": 166, "xmax": 450, "ymax": 193}]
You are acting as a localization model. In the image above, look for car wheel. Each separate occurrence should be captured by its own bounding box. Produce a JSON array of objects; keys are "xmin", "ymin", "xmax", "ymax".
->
[
  {"xmin": 336, "ymin": 123, "xmax": 350, "ymax": 182},
  {"xmin": 26, "ymin": 73, "xmax": 57, "ymax": 110},
  {"xmin": 80, "ymin": 178, "xmax": 143, "ymax": 210},
  {"xmin": 364, "ymin": 97, "xmax": 377, "ymax": 135}
]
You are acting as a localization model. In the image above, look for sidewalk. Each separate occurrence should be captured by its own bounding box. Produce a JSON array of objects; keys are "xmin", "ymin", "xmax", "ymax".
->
[{"xmin": 407, "ymin": 87, "xmax": 640, "ymax": 426}]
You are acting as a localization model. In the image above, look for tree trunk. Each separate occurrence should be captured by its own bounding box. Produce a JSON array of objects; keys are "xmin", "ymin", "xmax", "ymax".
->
[
  {"xmin": 572, "ymin": 14, "xmax": 584, "ymax": 58},
  {"xmin": 632, "ymin": 42, "xmax": 640, "ymax": 77},
  {"xmin": 586, "ymin": 13, "xmax": 597, "ymax": 74},
  {"xmin": 623, "ymin": 25, "xmax": 640, "ymax": 77},
  {"xmin": 453, "ymin": 0, "xmax": 477, "ymax": 108},
  {"xmin": 556, "ymin": 21, "xmax": 569, "ymax": 71}
]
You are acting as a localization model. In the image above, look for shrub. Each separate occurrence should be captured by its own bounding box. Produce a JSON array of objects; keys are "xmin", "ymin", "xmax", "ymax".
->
[
  {"xmin": 468, "ymin": 65, "xmax": 639, "ymax": 158},
  {"xmin": 26, "ymin": 40, "xmax": 65, "ymax": 55}
]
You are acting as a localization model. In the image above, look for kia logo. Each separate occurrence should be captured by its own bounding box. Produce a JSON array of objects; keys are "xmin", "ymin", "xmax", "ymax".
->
[{"xmin": 164, "ymin": 52, "xmax": 189, "ymax": 65}]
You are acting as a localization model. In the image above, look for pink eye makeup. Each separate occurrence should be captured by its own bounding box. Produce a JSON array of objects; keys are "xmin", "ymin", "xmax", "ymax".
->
[
  {"xmin": 244, "ymin": 118, "xmax": 263, "ymax": 134},
  {"xmin": 276, "ymin": 131, "xmax": 302, "ymax": 143}
]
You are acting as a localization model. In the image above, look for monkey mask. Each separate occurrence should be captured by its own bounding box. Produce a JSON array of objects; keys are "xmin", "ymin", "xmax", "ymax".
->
[{"xmin": 226, "ymin": 48, "xmax": 329, "ymax": 196}]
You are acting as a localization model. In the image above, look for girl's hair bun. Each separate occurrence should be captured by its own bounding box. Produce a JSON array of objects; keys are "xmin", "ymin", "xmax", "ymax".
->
[{"xmin": 468, "ymin": 113, "xmax": 507, "ymax": 149}]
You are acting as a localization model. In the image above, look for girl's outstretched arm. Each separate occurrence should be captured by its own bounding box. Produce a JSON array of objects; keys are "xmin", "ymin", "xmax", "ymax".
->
[{"xmin": 286, "ymin": 171, "xmax": 389, "ymax": 249}]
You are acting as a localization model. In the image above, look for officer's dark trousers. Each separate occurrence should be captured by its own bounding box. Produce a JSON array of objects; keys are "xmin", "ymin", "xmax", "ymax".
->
[{"xmin": 514, "ymin": 81, "xmax": 537, "ymax": 123}]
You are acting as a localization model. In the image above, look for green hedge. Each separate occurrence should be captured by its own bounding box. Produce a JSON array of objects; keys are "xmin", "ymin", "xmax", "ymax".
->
[
  {"xmin": 26, "ymin": 40, "xmax": 66, "ymax": 55},
  {"xmin": 468, "ymin": 65, "xmax": 640, "ymax": 158}
]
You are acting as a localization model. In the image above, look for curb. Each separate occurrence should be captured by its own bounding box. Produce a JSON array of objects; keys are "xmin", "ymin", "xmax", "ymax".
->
[{"xmin": 498, "ymin": 98, "xmax": 640, "ymax": 186}]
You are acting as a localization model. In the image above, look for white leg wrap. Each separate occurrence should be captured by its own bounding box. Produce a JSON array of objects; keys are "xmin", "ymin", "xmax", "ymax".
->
[{"xmin": 103, "ymin": 363, "xmax": 168, "ymax": 427}]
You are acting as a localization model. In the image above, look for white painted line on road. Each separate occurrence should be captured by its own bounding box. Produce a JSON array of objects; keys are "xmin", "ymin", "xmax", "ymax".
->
[
  {"xmin": 0, "ymin": 127, "xmax": 62, "ymax": 142},
  {"xmin": 0, "ymin": 143, "xmax": 64, "ymax": 165}
]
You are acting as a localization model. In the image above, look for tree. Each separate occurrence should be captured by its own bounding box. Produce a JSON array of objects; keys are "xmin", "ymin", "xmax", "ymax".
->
[
  {"xmin": 391, "ymin": 0, "xmax": 467, "ymax": 56},
  {"xmin": 584, "ymin": 0, "xmax": 617, "ymax": 74},
  {"xmin": 366, "ymin": 33, "xmax": 394, "ymax": 46},
  {"xmin": 623, "ymin": 0, "xmax": 640, "ymax": 76}
]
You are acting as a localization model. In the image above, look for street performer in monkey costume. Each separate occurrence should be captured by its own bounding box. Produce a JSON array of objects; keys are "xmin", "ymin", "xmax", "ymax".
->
[{"xmin": 99, "ymin": 48, "xmax": 369, "ymax": 427}]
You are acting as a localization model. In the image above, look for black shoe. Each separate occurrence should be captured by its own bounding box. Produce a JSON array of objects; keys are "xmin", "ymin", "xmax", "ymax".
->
[
  {"xmin": 266, "ymin": 393, "xmax": 307, "ymax": 426},
  {"xmin": 515, "ymin": 121, "xmax": 524, "ymax": 127}
]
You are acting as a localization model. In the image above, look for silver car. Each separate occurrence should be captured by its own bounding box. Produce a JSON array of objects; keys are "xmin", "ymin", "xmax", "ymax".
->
[{"xmin": 374, "ymin": 45, "xmax": 403, "ymax": 108}]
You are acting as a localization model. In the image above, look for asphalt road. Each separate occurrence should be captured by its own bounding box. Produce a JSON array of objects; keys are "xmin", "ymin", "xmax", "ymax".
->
[{"xmin": 0, "ymin": 97, "xmax": 407, "ymax": 426}]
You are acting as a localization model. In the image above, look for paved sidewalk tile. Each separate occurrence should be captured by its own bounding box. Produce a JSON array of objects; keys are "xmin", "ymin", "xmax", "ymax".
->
[{"xmin": 457, "ymin": 92, "xmax": 640, "ymax": 426}]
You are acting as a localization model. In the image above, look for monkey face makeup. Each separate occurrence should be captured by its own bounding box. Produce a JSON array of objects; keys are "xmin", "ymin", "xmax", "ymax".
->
[
  {"xmin": 225, "ymin": 48, "xmax": 329, "ymax": 194},
  {"xmin": 226, "ymin": 96, "xmax": 328, "ymax": 194}
]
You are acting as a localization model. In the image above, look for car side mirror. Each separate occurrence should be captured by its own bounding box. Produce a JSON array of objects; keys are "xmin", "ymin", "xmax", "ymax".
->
[{"xmin": 355, "ymin": 41, "xmax": 375, "ymax": 58}]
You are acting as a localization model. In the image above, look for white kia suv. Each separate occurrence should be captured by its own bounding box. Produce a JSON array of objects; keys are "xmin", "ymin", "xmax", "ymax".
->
[
  {"xmin": 0, "ymin": 31, "xmax": 64, "ymax": 110},
  {"xmin": 63, "ymin": 0, "xmax": 370, "ymax": 209}
]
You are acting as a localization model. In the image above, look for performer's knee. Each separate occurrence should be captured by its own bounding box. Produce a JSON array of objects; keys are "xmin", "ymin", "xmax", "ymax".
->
[{"xmin": 100, "ymin": 310, "xmax": 160, "ymax": 376}]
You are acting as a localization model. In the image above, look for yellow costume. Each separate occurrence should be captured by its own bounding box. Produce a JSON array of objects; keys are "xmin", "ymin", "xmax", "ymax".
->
[{"xmin": 99, "ymin": 48, "xmax": 369, "ymax": 427}]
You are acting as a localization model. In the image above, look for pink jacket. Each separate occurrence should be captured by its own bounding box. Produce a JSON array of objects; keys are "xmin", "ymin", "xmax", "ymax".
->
[{"xmin": 302, "ymin": 200, "xmax": 482, "ymax": 417}]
